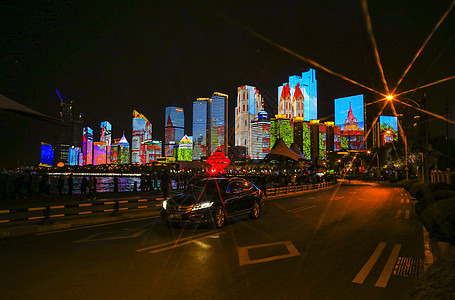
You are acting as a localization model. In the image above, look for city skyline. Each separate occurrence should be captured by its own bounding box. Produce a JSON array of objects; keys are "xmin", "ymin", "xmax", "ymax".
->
[{"xmin": 1, "ymin": 0, "xmax": 454, "ymax": 168}]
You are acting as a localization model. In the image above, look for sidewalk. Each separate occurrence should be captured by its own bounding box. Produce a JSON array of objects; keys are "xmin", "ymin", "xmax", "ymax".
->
[{"xmin": 0, "ymin": 183, "xmax": 339, "ymax": 239}]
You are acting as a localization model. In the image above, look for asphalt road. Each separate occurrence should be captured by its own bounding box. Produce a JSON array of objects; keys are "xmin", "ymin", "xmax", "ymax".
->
[{"xmin": 0, "ymin": 182, "xmax": 423, "ymax": 299}]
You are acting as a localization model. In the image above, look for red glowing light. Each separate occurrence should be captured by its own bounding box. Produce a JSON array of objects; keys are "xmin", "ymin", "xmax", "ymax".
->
[{"xmin": 206, "ymin": 147, "xmax": 231, "ymax": 173}]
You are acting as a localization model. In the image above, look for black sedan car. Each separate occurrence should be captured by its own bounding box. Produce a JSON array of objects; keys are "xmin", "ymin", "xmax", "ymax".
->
[{"xmin": 161, "ymin": 177, "xmax": 263, "ymax": 228}]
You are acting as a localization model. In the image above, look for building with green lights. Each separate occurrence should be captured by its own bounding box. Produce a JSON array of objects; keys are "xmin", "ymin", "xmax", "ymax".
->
[
  {"xmin": 178, "ymin": 135, "xmax": 193, "ymax": 162},
  {"xmin": 270, "ymin": 115, "xmax": 293, "ymax": 148}
]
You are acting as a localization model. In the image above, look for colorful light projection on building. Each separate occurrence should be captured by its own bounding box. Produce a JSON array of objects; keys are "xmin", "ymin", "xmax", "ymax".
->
[
  {"xmin": 143, "ymin": 140, "xmax": 162, "ymax": 163},
  {"xmin": 250, "ymin": 111, "xmax": 271, "ymax": 160},
  {"xmin": 132, "ymin": 110, "xmax": 152, "ymax": 165},
  {"xmin": 93, "ymin": 142, "xmax": 107, "ymax": 165},
  {"xmin": 211, "ymin": 92, "xmax": 228, "ymax": 155},
  {"xmin": 40, "ymin": 142, "xmax": 54, "ymax": 167},
  {"xmin": 319, "ymin": 123, "xmax": 326, "ymax": 159},
  {"xmin": 165, "ymin": 107, "xmax": 184, "ymax": 157},
  {"xmin": 206, "ymin": 147, "xmax": 231, "ymax": 173},
  {"xmin": 193, "ymin": 98, "xmax": 210, "ymax": 160},
  {"xmin": 270, "ymin": 115, "xmax": 293, "ymax": 148},
  {"xmin": 68, "ymin": 146, "xmax": 81, "ymax": 166},
  {"xmin": 334, "ymin": 94, "xmax": 365, "ymax": 151},
  {"xmin": 178, "ymin": 135, "xmax": 193, "ymax": 162},
  {"xmin": 82, "ymin": 127, "xmax": 93, "ymax": 165},
  {"xmin": 100, "ymin": 121, "xmax": 112, "ymax": 164},
  {"xmin": 278, "ymin": 69, "xmax": 317, "ymax": 121},
  {"xmin": 379, "ymin": 116, "xmax": 398, "ymax": 145},
  {"xmin": 117, "ymin": 133, "xmax": 130, "ymax": 164}
]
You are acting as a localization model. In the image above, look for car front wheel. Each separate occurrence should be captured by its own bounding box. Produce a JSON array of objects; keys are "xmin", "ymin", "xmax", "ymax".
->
[
  {"xmin": 213, "ymin": 206, "xmax": 226, "ymax": 228},
  {"xmin": 249, "ymin": 201, "xmax": 261, "ymax": 219}
]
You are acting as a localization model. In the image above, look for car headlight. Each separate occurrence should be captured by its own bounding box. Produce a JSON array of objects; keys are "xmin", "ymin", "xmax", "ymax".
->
[
  {"xmin": 192, "ymin": 202, "xmax": 213, "ymax": 211},
  {"xmin": 162, "ymin": 200, "xmax": 167, "ymax": 210}
]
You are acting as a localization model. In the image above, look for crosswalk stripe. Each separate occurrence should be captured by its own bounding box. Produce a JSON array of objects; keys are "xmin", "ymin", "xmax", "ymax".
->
[
  {"xmin": 352, "ymin": 242, "xmax": 386, "ymax": 284},
  {"xmin": 375, "ymin": 244, "xmax": 401, "ymax": 287}
]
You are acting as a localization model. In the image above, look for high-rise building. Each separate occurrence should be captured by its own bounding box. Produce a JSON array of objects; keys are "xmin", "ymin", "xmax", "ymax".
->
[
  {"xmin": 178, "ymin": 135, "xmax": 193, "ymax": 161},
  {"xmin": 68, "ymin": 146, "xmax": 81, "ymax": 166},
  {"xmin": 250, "ymin": 111, "xmax": 271, "ymax": 160},
  {"xmin": 164, "ymin": 107, "xmax": 184, "ymax": 157},
  {"xmin": 334, "ymin": 95, "xmax": 365, "ymax": 151},
  {"xmin": 93, "ymin": 142, "xmax": 107, "ymax": 165},
  {"xmin": 211, "ymin": 92, "xmax": 228, "ymax": 155},
  {"xmin": 100, "ymin": 121, "xmax": 112, "ymax": 164},
  {"xmin": 193, "ymin": 98, "xmax": 211, "ymax": 160},
  {"xmin": 132, "ymin": 110, "xmax": 152, "ymax": 164},
  {"xmin": 55, "ymin": 90, "xmax": 83, "ymax": 165},
  {"xmin": 235, "ymin": 85, "xmax": 264, "ymax": 157},
  {"xmin": 278, "ymin": 69, "xmax": 317, "ymax": 121},
  {"xmin": 144, "ymin": 140, "xmax": 162, "ymax": 162},
  {"xmin": 82, "ymin": 127, "xmax": 93, "ymax": 165}
]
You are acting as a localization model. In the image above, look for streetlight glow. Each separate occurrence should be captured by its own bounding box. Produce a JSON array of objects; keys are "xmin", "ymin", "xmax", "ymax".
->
[{"xmin": 386, "ymin": 94, "xmax": 394, "ymax": 101}]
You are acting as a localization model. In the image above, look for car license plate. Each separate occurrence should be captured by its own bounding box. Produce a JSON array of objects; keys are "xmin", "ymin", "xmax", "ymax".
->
[{"xmin": 170, "ymin": 214, "xmax": 182, "ymax": 219}]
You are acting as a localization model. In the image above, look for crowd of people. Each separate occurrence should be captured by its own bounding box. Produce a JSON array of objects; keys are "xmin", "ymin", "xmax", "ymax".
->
[{"xmin": 0, "ymin": 169, "xmax": 337, "ymax": 201}]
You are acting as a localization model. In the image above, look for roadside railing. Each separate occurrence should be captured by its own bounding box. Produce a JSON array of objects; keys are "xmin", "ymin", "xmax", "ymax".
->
[
  {"xmin": 265, "ymin": 180, "xmax": 338, "ymax": 196},
  {"xmin": 0, "ymin": 198, "xmax": 162, "ymax": 224}
]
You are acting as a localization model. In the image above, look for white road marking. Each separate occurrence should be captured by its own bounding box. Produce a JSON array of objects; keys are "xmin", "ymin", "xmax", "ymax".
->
[
  {"xmin": 395, "ymin": 210, "xmax": 402, "ymax": 218},
  {"xmin": 407, "ymin": 199, "xmax": 410, "ymax": 204},
  {"xmin": 147, "ymin": 233, "xmax": 223, "ymax": 253},
  {"xmin": 287, "ymin": 205, "xmax": 316, "ymax": 213},
  {"xmin": 352, "ymin": 242, "xmax": 386, "ymax": 284},
  {"xmin": 75, "ymin": 228, "xmax": 148, "ymax": 243},
  {"xmin": 238, "ymin": 241, "xmax": 300, "ymax": 266},
  {"xmin": 375, "ymin": 244, "xmax": 401, "ymax": 288},
  {"xmin": 136, "ymin": 231, "xmax": 223, "ymax": 252}
]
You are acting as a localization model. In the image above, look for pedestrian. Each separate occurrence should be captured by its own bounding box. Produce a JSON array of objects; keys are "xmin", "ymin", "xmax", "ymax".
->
[
  {"xmin": 113, "ymin": 176, "xmax": 119, "ymax": 193},
  {"xmin": 80, "ymin": 177, "xmax": 88, "ymax": 200},
  {"xmin": 161, "ymin": 171, "xmax": 170, "ymax": 199},
  {"xmin": 67, "ymin": 174, "xmax": 74, "ymax": 198},
  {"xmin": 88, "ymin": 177, "xmax": 95, "ymax": 200},
  {"xmin": 260, "ymin": 176, "xmax": 268, "ymax": 199},
  {"xmin": 44, "ymin": 174, "xmax": 51, "ymax": 196},
  {"xmin": 57, "ymin": 176, "xmax": 64, "ymax": 197}
]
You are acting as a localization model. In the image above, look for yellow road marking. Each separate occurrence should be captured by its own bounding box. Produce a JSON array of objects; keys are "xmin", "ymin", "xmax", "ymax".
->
[{"xmin": 375, "ymin": 244, "xmax": 401, "ymax": 287}]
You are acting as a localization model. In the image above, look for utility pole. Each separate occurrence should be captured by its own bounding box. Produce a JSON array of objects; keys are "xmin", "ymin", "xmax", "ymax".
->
[{"xmin": 420, "ymin": 93, "xmax": 430, "ymax": 183}]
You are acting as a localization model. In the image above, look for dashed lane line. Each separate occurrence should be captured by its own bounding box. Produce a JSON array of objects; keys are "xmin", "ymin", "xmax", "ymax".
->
[{"xmin": 375, "ymin": 244, "xmax": 402, "ymax": 287}]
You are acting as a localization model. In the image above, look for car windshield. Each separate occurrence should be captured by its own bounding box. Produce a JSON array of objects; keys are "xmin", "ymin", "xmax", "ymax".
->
[{"xmin": 190, "ymin": 179, "xmax": 228, "ymax": 196}]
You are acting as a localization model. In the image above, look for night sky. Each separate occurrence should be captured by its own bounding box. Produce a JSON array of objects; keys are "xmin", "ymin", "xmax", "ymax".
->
[{"xmin": 1, "ymin": 0, "xmax": 454, "ymax": 169}]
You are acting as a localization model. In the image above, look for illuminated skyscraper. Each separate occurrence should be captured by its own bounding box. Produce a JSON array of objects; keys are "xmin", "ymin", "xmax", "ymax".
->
[
  {"xmin": 144, "ymin": 140, "xmax": 161, "ymax": 162},
  {"xmin": 68, "ymin": 146, "xmax": 81, "ymax": 166},
  {"xmin": 132, "ymin": 110, "xmax": 152, "ymax": 164},
  {"xmin": 164, "ymin": 107, "xmax": 184, "ymax": 157},
  {"xmin": 193, "ymin": 98, "xmax": 211, "ymax": 160},
  {"xmin": 250, "ymin": 111, "xmax": 271, "ymax": 160},
  {"xmin": 82, "ymin": 127, "xmax": 93, "ymax": 165},
  {"xmin": 235, "ymin": 85, "xmax": 264, "ymax": 157},
  {"xmin": 211, "ymin": 92, "xmax": 228, "ymax": 155},
  {"xmin": 278, "ymin": 69, "xmax": 317, "ymax": 121},
  {"xmin": 93, "ymin": 142, "xmax": 107, "ymax": 165},
  {"xmin": 100, "ymin": 121, "xmax": 112, "ymax": 164}
]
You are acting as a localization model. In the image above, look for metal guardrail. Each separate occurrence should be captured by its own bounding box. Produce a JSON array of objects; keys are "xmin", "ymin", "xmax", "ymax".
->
[
  {"xmin": 0, "ymin": 198, "xmax": 162, "ymax": 224},
  {"xmin": 265, "ymin": 180, "xmax": 337, "ymax": 196}
]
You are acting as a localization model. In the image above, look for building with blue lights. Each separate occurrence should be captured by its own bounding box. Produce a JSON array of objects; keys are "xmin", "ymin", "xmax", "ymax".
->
[
  {"xmin": 278, "ymin": 69, "xmax": 317, "ymax": 121},
  {"xmin": 192, "ymin": 98, "xmax": 210, "ymax": 160}
]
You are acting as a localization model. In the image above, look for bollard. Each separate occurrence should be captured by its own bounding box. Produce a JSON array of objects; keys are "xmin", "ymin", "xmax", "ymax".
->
[
  {"xmin": 38, "ymin": 205, "xmax": 53, "ymax": 225},
  {"xmin": 110, "ymin": 200, "xmax": 121, "ymax": 217}
]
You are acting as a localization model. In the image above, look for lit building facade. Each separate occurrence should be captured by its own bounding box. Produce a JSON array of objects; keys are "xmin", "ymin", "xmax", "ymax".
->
[
  {"xmin": 82, "ymin": 127, "xmax": 93, "ymax": 165},
  {"xmin": 132, "ymin": 110, "xmax": 152, "ymax": 164},
  {"xmin": 40, "ymin": 142, "xmax": 54, "ymax": 167},
  {"xmin": 211, "ymin": 92, "xmax": 228, "ymax": 155},
  {"xmin": 193, "ymin": 98, "xmax": 210, "ymax": 160},
  {"xmin": 164, "ymin": 107, "xmax": 184, "ymax": 157},
  {"xmin": 100, "ymin": 121, "xmax": 112, "ymax": 164},
  {"xmin": 178, "ymin": 135, "xmax": 193, "ymax": 161},
  {"xmin": 93, "ymin": 142, "xmax": 107, "ymax": 165},
  {"xmin": 144, "ymin": 140, "xmax": 161, "ymax": 162},
  {"xmin": 293, "ymin": 118, "xmax": 311, "ymax": 159},
  {"xmin": 68, "ymin": 146, "xmax": 81, "ymax": 166},
  {"xmin": 117, "ymin": 134, "xmax": 130, "ymax": 164},
  {"xmin": 250, "ymin": 111, "xmax": 271, "ymax": 160},
  {"xmin": 335, "ymin": 95, "xmax": 365, "ymax": 151},
  {"xmin": 270, "ymin": 115, "xmax": 293, "ymax": 148},
  {"xmin": 235, "ymin": 85, "xmax": 263, "ymax": 157},
  {"xmin": 278, "ymin": 69, "xmax": 317, "ymax": 121}
]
